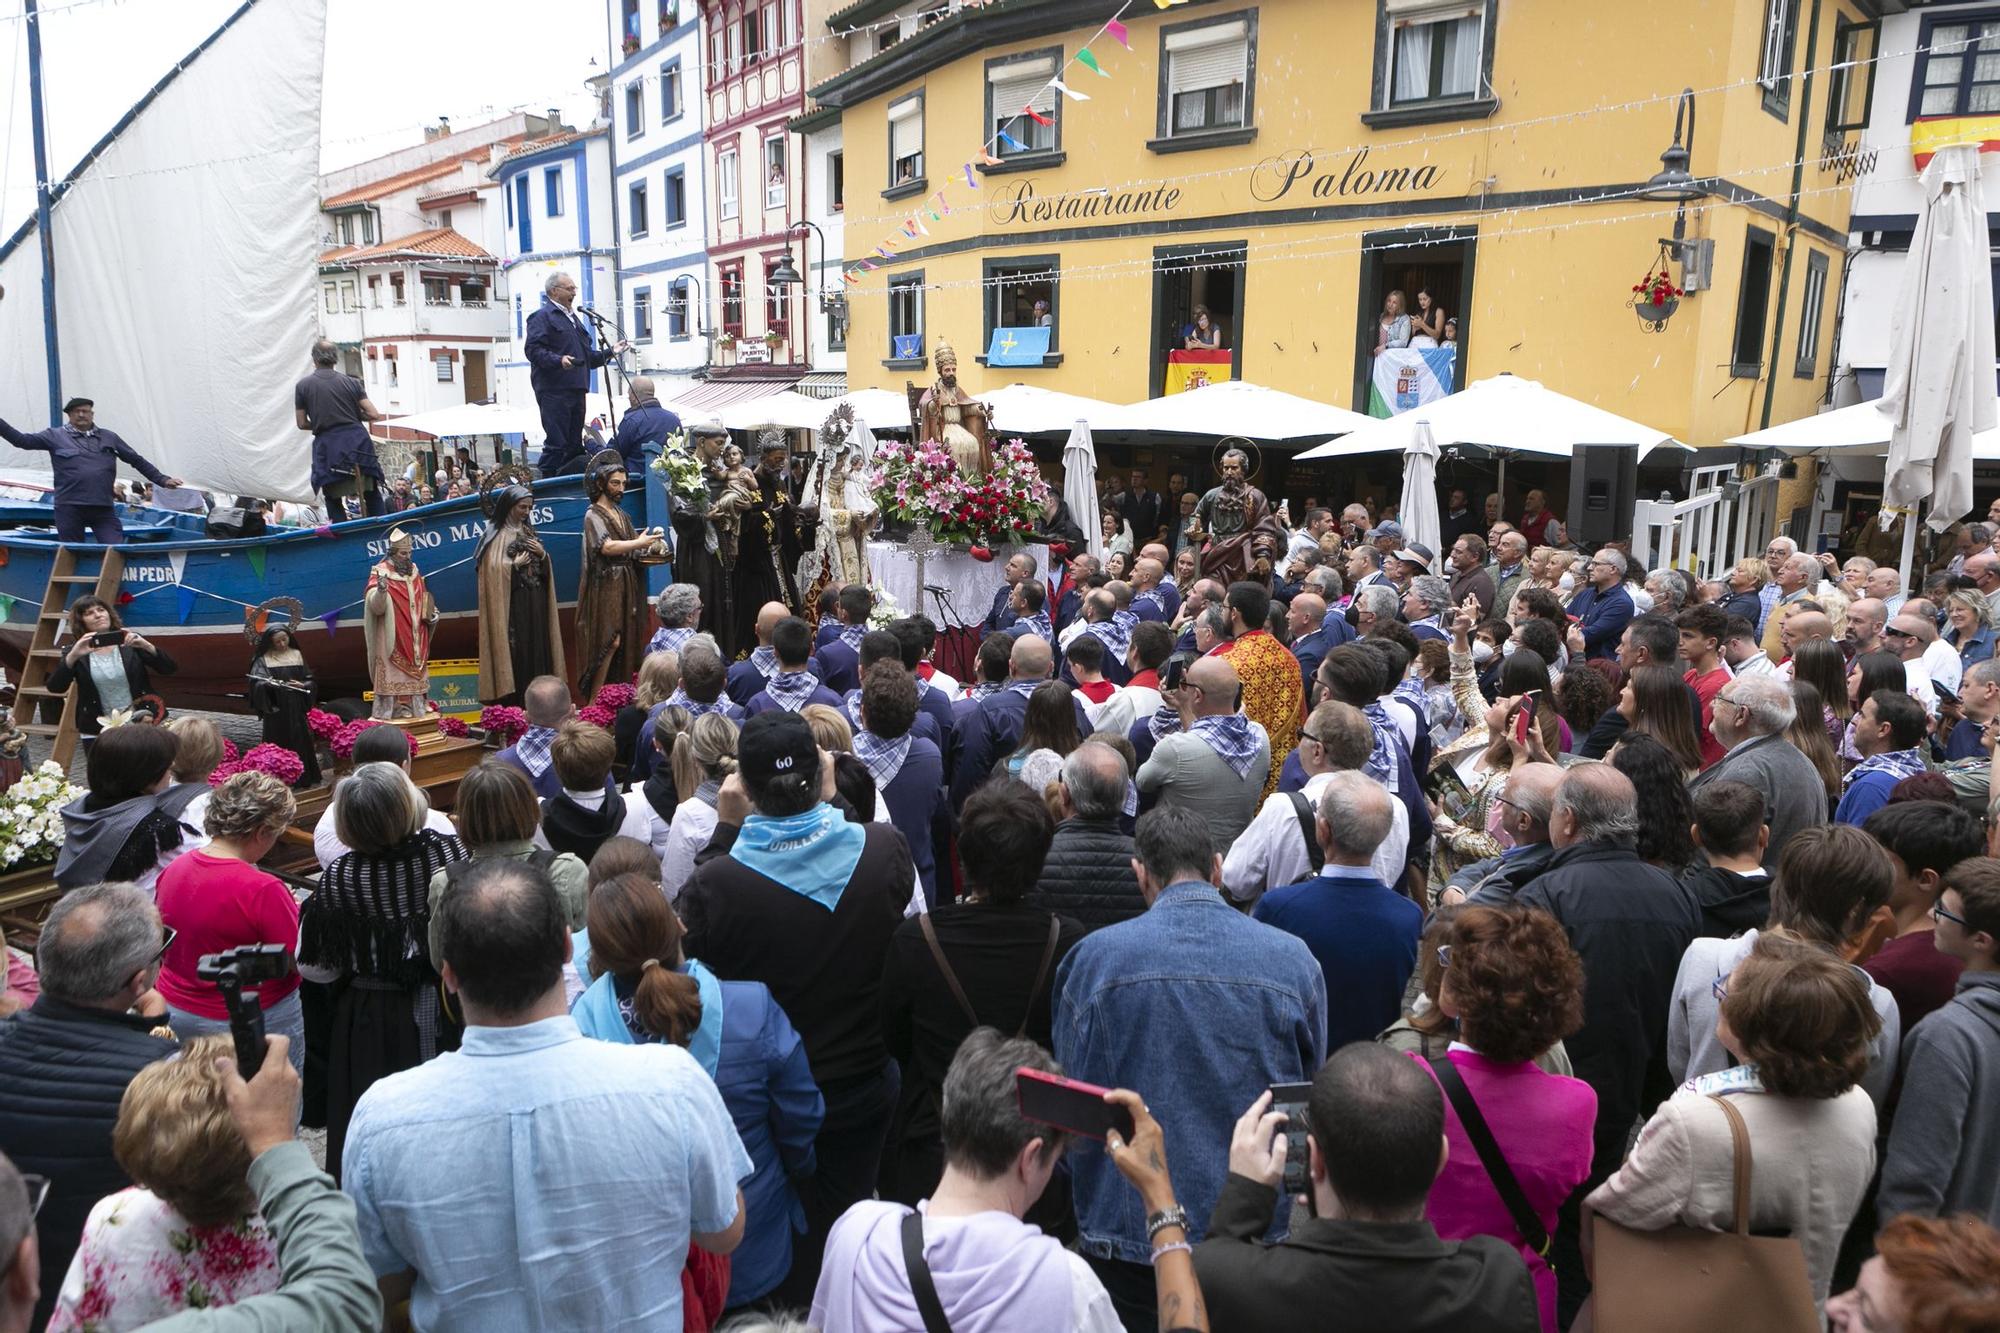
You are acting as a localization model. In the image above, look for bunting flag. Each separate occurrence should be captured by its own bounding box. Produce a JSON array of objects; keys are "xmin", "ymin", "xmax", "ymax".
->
[
  {"xmin": 1051, "ymin": 78, "xmax": 1088, "ymax": 101},
  {"xmin": 1153, "ymin": 0, "xmax": 1187, "ymax": 8},
  {"xmin": 1077, "ymin": 47, "xmax": 1109, "ymax": 75},
  {"xmin": 246, "ymin": 547, "xmax": 266, "ymax": 582},
  {"xmin": 900, "ymin": 223, "xmax": 918, "ymax": 239},
  {"xmin": 980, "ymin": 148, "xmax": 1005, "ymax": 167},
  {"xmin": 874, "ymin": 245, "xmax": 896, "ymax": 260},
  {"xmin": 859, "ymin": 258, "xmax": 879, "ymax": 270},
  {"xmin": 926, "ymin": 206, "xmax": 942, "ymax": 221},
  {"xmin": 964, "ymin": 162, "xmax": 978, "ymax": 187},
  {"xmin": 167, "ymin": 550, "xmax": 187, "ymax": 586},
  {"xmin": 844, "ymin": 270, "xmax": 862, "ymax": 284},
  {"xmin": 911, "ymin": 214, "xmax": 930, "ymax": 236},
  {"xmin": 1025, "ymin": 108, "xmax": 1054, "ymax": 127},
  {"xmin": 934, "ymin": 191, "xmax": 952, "ymax": 215},
  {"xmin": 176, "ymin": 586, "xmax": 198, "ymax": 625},
  {"xmin": 0, "ymin": 594, "xmax": 14, "ymax": 625},
  {"xmin": 996, "ymin": 130, "xmax": 1027, "ymax": 152},
  {"xmin": 1106, "ymin": 17, "xmax": 1130, "ymax": 46},
  {"xmin": 320, "ymin": 609, "xmax": 341, "ymax": 633}
]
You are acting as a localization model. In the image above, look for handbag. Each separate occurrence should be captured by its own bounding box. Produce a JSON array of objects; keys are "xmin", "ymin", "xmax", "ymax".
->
[{"xmin": 1588, "ymin": 1095, "xmax": 1820, "ymax": 1333}]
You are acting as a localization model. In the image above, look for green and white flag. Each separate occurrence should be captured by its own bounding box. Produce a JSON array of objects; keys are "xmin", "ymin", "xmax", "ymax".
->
[{"xmin": 1369, "ymin": 347, "xmax": 1457, "ymax": 418}]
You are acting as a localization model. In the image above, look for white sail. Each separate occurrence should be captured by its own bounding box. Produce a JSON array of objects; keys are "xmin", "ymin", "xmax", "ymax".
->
[{"xmin": 0, "ymin": 0, "xmax": 328, "ymax": 501}]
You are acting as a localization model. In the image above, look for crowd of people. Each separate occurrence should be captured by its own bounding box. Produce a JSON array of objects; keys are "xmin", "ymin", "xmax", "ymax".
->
[{"xmin": 6, "ymin": 484, "xmax": 2000, "ymax": 1332}]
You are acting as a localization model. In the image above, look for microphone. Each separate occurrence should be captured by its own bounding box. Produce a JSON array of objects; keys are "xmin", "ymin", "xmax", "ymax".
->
[{"xmin": 922, "ymin": 584, "xmax": 947, "ymax": 594}]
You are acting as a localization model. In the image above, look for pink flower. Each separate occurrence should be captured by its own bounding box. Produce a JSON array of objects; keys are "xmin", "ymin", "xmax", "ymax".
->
[
  {"xmin": 437, "ymin": 715, "xmax": 470, "ymax": 738},
  {"xmin": 578, "ymin": 703, "xmax": 617, "ymax": 728},
  {"xmin": 594, "ymin": 682, "xmax": 636, "ymax": 712},
  {"xmin": 240, "ymin": 743, "xmax": 305, "ymax": 785}
]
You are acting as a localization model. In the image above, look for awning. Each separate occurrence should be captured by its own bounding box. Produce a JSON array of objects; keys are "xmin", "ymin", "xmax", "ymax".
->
[
  {"xmin": 796, "ymin": 371, "xmax": 849, "ymax": 400},
  {"xmin": 670, "ymin": 375, "xmax": 803, "ymax": 415}
]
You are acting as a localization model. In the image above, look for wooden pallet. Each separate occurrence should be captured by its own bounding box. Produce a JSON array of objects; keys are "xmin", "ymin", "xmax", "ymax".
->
[{"xmin": 10, "ymin": 547, "xmax": 125, "ymax": 773}]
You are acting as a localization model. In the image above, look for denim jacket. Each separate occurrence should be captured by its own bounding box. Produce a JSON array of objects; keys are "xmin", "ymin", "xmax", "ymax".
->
[{"xmin": 1053, "ymin": 881, "xmax": 1327, "ymax": 1263}]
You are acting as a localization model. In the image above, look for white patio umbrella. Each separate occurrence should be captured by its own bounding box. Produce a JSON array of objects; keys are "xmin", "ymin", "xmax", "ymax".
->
[
  {"xmin": 717, "ymin": 389, "xmax": 839, "ymax": 432},
  {"xmin": 983, "ymin": 384, "xmax": 1133, "ymax": 435},
  {"xmin": 1121, "ymin": 381, "xmax": 1373, "ymax": 441},
  {"xmin": 1880, "ymin": 143, "xmax": 1995, "ymax": 551},
  {"xmin": 1398, "ymin": 421, "xmax": 1443, "ymax": 556},
  {"xmin": 1729, "ymin": 396, "xmax": 2000, "ymax": 458},
  {"xmin": 1296, "ymin": 374, "xmax": 1680, "ymax": 460},
  {"xmin": 832, "ymin": 387, "xmax": 913, "ymax": 435},
  {"xmin": 1062, "ymin": 420, "xmax": 1103, "ymax": 562},
  {"xmin": 382, "ymin": 401, "xmax": 546, "ymax": 441}
]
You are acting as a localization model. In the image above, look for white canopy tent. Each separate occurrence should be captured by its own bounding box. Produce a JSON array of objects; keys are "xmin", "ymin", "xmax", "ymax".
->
[
  {"xmin": 1121, "ymin": 381, "xmax": 1373, "ymax": 442},
  {"xmin": 1727, "ymin": 398, "xmax": 2000, "ymax": 459},
  {"xmin": 1295, "ymin": 374, "xmax": 1682, "ymax": 461},
  {"xmin": 379, "ymin": 401, "xmax": 546, "ymax": 441},
  {"xmin": 982, "ymin": 384, "xmax": 1134, "ymax": 435},
  {"xmin": 831, "ymin": 388, "xmax": 914, "ymax": 435},
  {"xmin": 716, "ymin": 390, "xmax": 841, "ymax": 433}
]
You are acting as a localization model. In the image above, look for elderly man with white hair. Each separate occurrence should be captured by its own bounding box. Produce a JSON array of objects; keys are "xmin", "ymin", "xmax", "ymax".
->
[
  {"xmin": 1687, "ymin": 672, "xmax": 1828, "ymax": 870},
  {"xmin": 1566, "ymin": 548, "xmax": 1635, "ymax": 661},
  {"xmin": 524, "ymin": 270, "xmax": 628, "ymax": 476},
  {"xmin": 1760, "ymin": 552, "xmax": 1820, "ymax": 662},
  {"xmin": 646, "ymin": 583, "xmax": 703, "ymax": 656},
  {"xmin": 1758, "ymin": 535, "xmax": 1799, "ymax": 627},
  {"xmin": 1401, "ymin": 574, "xmax": 1453, "ymax": 641}
]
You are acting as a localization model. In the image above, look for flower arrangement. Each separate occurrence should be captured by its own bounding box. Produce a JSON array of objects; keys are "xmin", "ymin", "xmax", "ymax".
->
[
  {"xmin": 437, "ymin": 716, "xmax": 470, "ymax": 738},
  {"xmin": 306, "ymin": 709, "xmax": 343, "ymax": 743},
  {"xmin": 648, "ymin": 431, "xmax": 710, "ymax": 510},
  {"xmin": 621, "ymin": 33, "xmax": 641, "ymax": 55},
  {"xmin": 716, "ymin": 332, "xmax": 738, "ymax": 350},
  {"xmin": 220, "ymin": 738, "xmax": 242, "ymax": 764},
  {"xmin": 594, "ymin": 682, "xmax": 636, "ymax": 712},
  {"xmin": 868, "ymin": 436, "xmax": 1052, "ymax": 547},
  {"xmin": 209, "ymin": 743, "xmax": 306, "ymax": 787},
  {"xmin": 578, "ymin": 703, "xmax": 617, "ymax": 728},
  {"xmin": 762, "ymin": 330, "xmax": 785, "ymax": 348},
  {"xmin": 1632, "ymin": 271, "xmax": 1683, "ymax": 309},
  {"xmin": 479, "ymin": 705, "xmax": 529, "ymax": 745},
  {"xmin": 0, "ymin": 761, "xmax": 80, "ymax": 869},
  {"xmin": 330, "ymin": 720, "xmax": 417, "ymax": 761},
  {"xmin": 867, "ymin": 586, "xmax": 903, "ymax": 630},
  {"xmin": 1629, "ymin": 248, "xmax": 1685, "ymax": 332}
]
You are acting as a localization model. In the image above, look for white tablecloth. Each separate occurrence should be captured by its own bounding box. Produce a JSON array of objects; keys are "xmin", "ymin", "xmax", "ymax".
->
[{"xmin": 867, "ymin": 539, "xmax": 1052, "ymax": 629}]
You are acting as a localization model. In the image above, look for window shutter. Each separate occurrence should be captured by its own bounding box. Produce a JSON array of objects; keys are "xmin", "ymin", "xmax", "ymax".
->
[
  {"xmin": 989, "ymin": 57, "xmax": 1057, "ymax": 119},
  {"xmin": 889, "ymin": 98, "xmax": 923, "ymax": 161},
  {"xmin": 1169, "ymin": 38, "xmax": 1248, "ymax": 95}
]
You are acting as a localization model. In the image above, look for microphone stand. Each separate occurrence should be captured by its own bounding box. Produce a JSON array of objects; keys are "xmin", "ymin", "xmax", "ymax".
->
[{"xmin": 579, "ymin": 306, "xmax": 629, "ymax": 436}]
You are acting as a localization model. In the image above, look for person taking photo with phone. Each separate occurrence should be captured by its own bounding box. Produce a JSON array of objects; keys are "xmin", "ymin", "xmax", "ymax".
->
[{"xmin": 46, "ymin": 595, "xmax": 176, "ymax": 743}]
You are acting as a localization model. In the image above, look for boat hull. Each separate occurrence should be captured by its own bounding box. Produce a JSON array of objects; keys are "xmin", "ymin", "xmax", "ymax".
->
[{"xmin": 0, "ymin": 477, "xmax": 652, "ymax": 706}]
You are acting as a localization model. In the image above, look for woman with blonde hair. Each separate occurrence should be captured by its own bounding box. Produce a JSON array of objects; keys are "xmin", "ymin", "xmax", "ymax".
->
[
  {"xmin": 154, "ymin": 772, "xmax": 305, "ymax": 1071},
  {"xmin": 47, "ymin": 1034, "xmax": 282, "ymax": 1329},
  {"xmin": 1943, "ymin": 586, "xmax": 1998, "ymax": 670},
  {"xmin": 802, "ymin": 701, "xmax": 854, "ymax": 753},
  {"xmin": 1544, "ymin": 549, "xmax": 1583, "ymax": 602},
  {"xmin": 165, "ymin": 715, "xmax": 225, "ymax": 838},
  {"xmin": 1786, "ymin": 681, "xmax": 1843, "ymax": 812},
  {"xmin": 663, "ymin": 712, "xmax": 739, "ymax": 900},
  {"xmin": 1718, "ymin": 557, "xmax": 1770, "ymax": 627}
]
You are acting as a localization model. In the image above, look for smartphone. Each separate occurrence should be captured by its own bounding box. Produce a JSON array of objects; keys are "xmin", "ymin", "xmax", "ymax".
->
[
  {"xmin": 1161, "ymin": 656, "xmax": 1187, "ymax": 693},
  {"xmin": 1016, "ymin": 1068, "xmax": 1135, "ymax": 1142},
  {"xmin": 1513, "ymin": 691, "xmax": 1540, "ymax": 745},
  {"xmin": 1269, "ymin": 1082, "xmax": 1316, "ymax": 1209},
  {"xmin": 91, "ymin": 629, "xmax": 125, "ymax": 648},
  {"xmin": 1936, "ymin": 680, "xmax": 1960, "ymax": 708}
]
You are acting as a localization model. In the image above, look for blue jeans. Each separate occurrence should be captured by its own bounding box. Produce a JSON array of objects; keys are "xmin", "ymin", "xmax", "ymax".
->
[{"xmin": 166, "ymin": 987, "xmax": 307, "ymax": 1079}]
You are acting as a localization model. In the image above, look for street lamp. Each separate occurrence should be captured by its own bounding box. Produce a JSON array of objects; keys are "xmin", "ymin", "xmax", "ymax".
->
[
  {"xmin": 767, "ymin": 219, "xmax": 845, "ymax": 326},
  {"xmin": 1638, "ymin": 88, "xmax": 1703, "ymax": 205}
]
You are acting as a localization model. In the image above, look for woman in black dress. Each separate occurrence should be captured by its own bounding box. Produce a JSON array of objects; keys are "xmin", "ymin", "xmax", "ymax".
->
[{"xmin": 248, "ymin": 625, "xmax": 319, "ymax": 787}]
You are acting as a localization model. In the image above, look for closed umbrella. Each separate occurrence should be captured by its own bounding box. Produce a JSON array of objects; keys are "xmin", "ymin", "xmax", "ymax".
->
[
  {"xmin": 1398, "ymin": 421, "xmax": 1443, "ymax": 556},
  {"xmin": 1062, "ymin": 419, "xmax": 1103, "ymax": 563},
  {"xmin": 1880, "ymin": 143, "xmax": 1996, "ymax": 558}
]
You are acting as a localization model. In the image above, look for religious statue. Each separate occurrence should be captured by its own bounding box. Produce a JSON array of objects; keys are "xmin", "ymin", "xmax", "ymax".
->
[
  {"xmin": 798, "ymin": 404, "xmax": 875, "ymax": 610},
  {"xmin": 247, "ymin": 606, "xmax": 318, "ymax": 787},
  {"xmin": 1186, "ymin": 446, "xmax": 1288, "ymax": 585},
  {"xmin": 363, "ymin": 527, "xmax": 437, "ymax": 719},
  {"xmin": 576, "ymin": 449, "xmax": 665, "ymax": 698},
  {"xmin": 475, "ymin": 471, "xmax": 565, "ymax": 704},
  {"xmin": 709, "ymin": 442, "xmax": 760, "ymax": 570},
  {"xmin": 916, "ymin": 340, "xmax": 993, "ymax": 479},
  {"xmin": 725, "ymin": 433, "xmax": 817, "ymax": 653}
]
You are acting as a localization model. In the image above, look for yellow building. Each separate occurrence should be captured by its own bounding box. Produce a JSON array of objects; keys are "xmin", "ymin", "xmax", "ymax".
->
[{"xmin": 808, "ymin": 0, "xmax": 1872, "ymax": 463}]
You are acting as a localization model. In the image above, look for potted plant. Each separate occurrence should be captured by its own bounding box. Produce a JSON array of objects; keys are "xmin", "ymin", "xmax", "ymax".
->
[
  {"xmin": 716, "ymin": 331, "xmax": 737, "ymax": 351},
  {"xmin": 762, "ymin": 330, "xmax": 785, "ymax": 351},
  {"xmin": 621, "ymin": 33, "xmax": 642, "ymax": 56},
  {"xmin": 1630, "ymin": 264, "xmax": 1683, "ymax": 331}
]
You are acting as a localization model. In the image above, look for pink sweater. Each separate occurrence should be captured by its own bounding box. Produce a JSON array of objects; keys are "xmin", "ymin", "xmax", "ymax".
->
[{"xmin": 1414, "ymin": 1048, "xmax": 1597, "ymax": 1333}]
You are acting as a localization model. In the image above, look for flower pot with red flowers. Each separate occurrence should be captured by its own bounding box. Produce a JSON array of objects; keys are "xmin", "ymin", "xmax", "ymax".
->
[
  {"xmin": 621, "ymin": 34, "xmax": 641, "ymax": 56},
  {"xmin": 1629, "ymin": 256, "xmax": 1685, "ymax": 332}
]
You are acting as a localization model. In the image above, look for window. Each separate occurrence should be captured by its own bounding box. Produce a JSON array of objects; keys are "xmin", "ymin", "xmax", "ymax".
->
[
  {"xmin": 1386, "ymin": 5, "xmax": 1481, "ymax": 107},
  {"xmin": 360, "ymin": 214, "xmax": 373, "ymax": 244},
  {"xmin": 629, "ymin": 181, "xmax": 650, "ymax": 238},
  {"xmin": 1911, "ymin": 16, "xmax": 2000, "ymax": 119},
  {"xmin": 440, "ymin": 208, "xmax": 453, "ymax": 230},
  {"xmin": 727, "ymin": 18, "xmax": 743, "ymax": 74},
  {"xmin": 634, "ymin": 287, "xmax": 654, "ymax": 342},
  {"xmin": 390, "ymin": 273, "xmax": 406, "ymax": 306},
  {"xmin": 621, "ymin": 0, "xmax": 640, "ymax": 42},
  {"xmin": 388, "ymin": 357, "xmax": 399, "ymax": 388},
  {"xmin": 545, "ymin": 166, "xmax": 564, "ymax": 218},
  {"xmin": 888, "ymin": 271, "xmax": 925, "ymax": 362},
  {"xmin": 766, "ymin": 258, "xmax": 789, "ymax": 334},
  {"xmin": 625, "ymin": 83, "xmax": 644, "ymax": 139},
  {"xmin": 719, "ymin": 147, "xmax": 740, "ymax": 220},
  {"xmin": 1794, "ymin": 251, "xmax": 1829, "ymax": 379},
  {"xmin": 338, "ymin": 214, "xmax": 354, "ymax": 245},
  {"xmin": 664, "ymin": 167, "xmax": 687, "ymax": 227},
  {"xmin": 763, "ymin": 2, "xmax": 781, "ymax": 56},
  {"xmin": 515, "ymin": 293, "xmax": 523, "ymax": 339},
  {"xmin": 668, "ymin": 276, "xmax": 691, "ymax": 339},
  {"xmin": 985, "ymin": 259, "xmax": 1058, "ymax": 360},
  {"xmin": 434, "ymin": 351, "xmax": 453, "ymax": 383},
  {"xmin": 721, "ymin": 263, "xmax": 745, "ymax": 336},
  {"xmin": 1825, "ymin": 20, "xmax": 1877, "ymax": 134},
  {"xmin": 742, "ymin": 9, "xmax": 761, "ymax": 65},
  {"xmin": 513, "ymin": 176, "xmax": 532, "ymax": 251},
  {"xmin": 828, "ymin": 150, "xmax": 844, "ymax": 211},
  {"xmin": 1159, "ymin": 15, "xmax": 1253, "ymax": 142},
  {"xmin": 367, "ymin": 276, "xmax": 381, "ymax": 308},
  {"xmin": 765, "ymin": 137, "xmax": 787, "ymax": 208},
  {"xmin": 987, "ymin": 51, "xmax": 1061, "ymax": 159},
  {"xmin": 423, "ymin": 276, "xmax": 451, "ymax": 305},
  {"xmin": 1732, "ymin": 227, "xmax": 1777, "ymax": 377},
  {"xmin": 460, "ymin": 279, "xmax": 487, "ymax": 307},
  {"xmin": 322, "ymin": 282, "xmax": 337, "ymax": 313},
  {"xmin": 888, "ymin": 93, "xmax": 924, "ymax": 190},
  {"xmin": 339, "ymin": 281, "xmax": 357, "ymax": 312},
  {"xmin": 660, "ymin": 59, "xmax": 683, "ymax": 123},
  {"xmin": 1758, "ymin": 0, "xmax": 1800, "ymax": 117}
]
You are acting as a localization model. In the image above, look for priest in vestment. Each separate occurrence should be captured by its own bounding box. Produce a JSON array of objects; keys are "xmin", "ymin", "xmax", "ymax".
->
[
  {"xmin": 1218, "ymin": 579, "xmax": 1304, "ymax": 800},
  {"xmin": 363, "ymin": 527, "xmax": 437, "ymax": 719}
]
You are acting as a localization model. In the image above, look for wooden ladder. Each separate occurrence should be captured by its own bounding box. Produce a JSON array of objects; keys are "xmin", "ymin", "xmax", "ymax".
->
[{"xmin": 12, "ymin": 547, "xmax": 125, "ymax": 773}]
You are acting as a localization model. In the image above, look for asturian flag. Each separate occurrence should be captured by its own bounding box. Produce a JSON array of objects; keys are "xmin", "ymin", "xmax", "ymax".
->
[{"xmin": 1368, "ymin": 347, "xmax": 1457, "ymax": 418}]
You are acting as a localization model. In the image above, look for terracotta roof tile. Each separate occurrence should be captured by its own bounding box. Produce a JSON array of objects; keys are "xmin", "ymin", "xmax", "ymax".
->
[
  {"xmin": 321, "ymin": 227, "xmax": 496, "ymax": 265},
  {"xmin": 494, "ymin": 128, "xmax": 599, "ymax": 165},
  {"xmin": 322, "ymin": 139, "xmax": 525, "ymax": 207}
]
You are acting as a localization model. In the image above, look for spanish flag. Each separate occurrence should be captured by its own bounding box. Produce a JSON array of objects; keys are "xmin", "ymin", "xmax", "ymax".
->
[
  {"xmin": 1911, "ymin": 115, "xmax": 2000, "ymax": 170},
  {"xmin": 1164, "ymin": 349, "xmax": 1233, "ymax": 394}
]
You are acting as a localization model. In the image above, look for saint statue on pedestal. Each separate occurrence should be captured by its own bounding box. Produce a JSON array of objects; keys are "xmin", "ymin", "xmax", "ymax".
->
[
  {"xmin": 363, "ymin": 527, "xmax": 437, "ymax": 719},
  {"xmin": 917, "ymin": 340, "xmax": 993, "ymax": 480}
]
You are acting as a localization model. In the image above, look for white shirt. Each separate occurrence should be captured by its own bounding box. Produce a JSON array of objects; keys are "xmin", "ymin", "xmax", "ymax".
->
[
  {"xmin": 1378, "ymin": 693, "xmax": 1421, "ymax": 752},
  {"xmin": 1220, "ymin": 768, "xmax": 1407, "ymax": 907},
  {"xmin": 1904, "ymin": 658, "xmax": 1940, "ymax": 716},
  {"xmin": 1090, "ymin": 684, "xmax": 1161, "ymax": 739},
  {"xmin": 925, "ymin": 667, "xmax": 961, "ymax": 696},
  {"xmin": 532, "ymin": 786, "xmax": 653, "ymax": 853},
  {"xmin": 1075, "ymin": 683, "xmax": 1120, "ymax": 728},
  {"xmin": 1923, "ymin": 637, "xmax": 1963, "ymax": 695},
  {"xmin": 1285, "ymin": 529, "xmax": 1321, "ymax": 563},
  {"xmin": 1732, "ymin": 652, "xmax": 1776, "ymax": 678},
  {"xmin": 314, "ymin": 802, "xmax": 457, "ymax": 870}
]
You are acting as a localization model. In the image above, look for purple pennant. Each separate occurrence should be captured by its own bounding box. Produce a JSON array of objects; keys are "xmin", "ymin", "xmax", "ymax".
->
[{"xmin": 320, "ymin": 609, "xmax": 342, "ymax": 633}]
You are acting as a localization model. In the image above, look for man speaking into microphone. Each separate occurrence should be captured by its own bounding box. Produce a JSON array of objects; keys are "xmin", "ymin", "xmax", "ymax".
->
[{"xmin": 523, "ymin": 271, "xmax": 627, "ymax": 476}]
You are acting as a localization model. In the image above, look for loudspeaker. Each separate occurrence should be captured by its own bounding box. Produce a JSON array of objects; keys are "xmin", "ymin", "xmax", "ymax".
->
[{"xmin": 1566, "ymin": 447, "xmax": 1638, "ymax": 550}]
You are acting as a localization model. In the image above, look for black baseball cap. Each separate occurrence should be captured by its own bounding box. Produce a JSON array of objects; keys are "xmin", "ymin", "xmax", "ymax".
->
[{"xmin": 737, "ymin": 710, "xmax": 818, "ymax": 799}]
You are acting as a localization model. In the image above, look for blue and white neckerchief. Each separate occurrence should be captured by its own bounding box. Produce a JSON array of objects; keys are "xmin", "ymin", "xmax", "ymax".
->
[
  {"xmin": 1082, "ymin": 616, "xmax": 1133, "ymax": 662},
  {"xmin": 1392, "ymin": 673, "xmax": 1430, "ymax": 713},
  {"xmin": 1188, "ymin": 715, "xmax": 1261, "ymax": 777},
  {"xmin": 647, "ymin": 625, "xmax": 696, "ymax": 656},
  {"xmin": 1133, "ymin": 588, "xmax": 1166, "ymax": 618},
  {"xmin": 837, "ymin": 622, "xmax": 866, "ymax": 652},
  {"xmin": 762, "ymin": 670, "xmax": 820, "ymax": 712},
  {"xmin": 854, "ymin": 728, "xmax": 914, "ymax": 787},
  {"xmin": 1681, "ymin": 1063, "xmax": 1766, "ymax": 1097},
  {"xmin": 1148, "ymin": 700, "xmax": 1182, "ymax": 743},
  {"xmin": 969, "ymin": 681, "xmax": 1005, "ymax": 703},
  {"xmin": 1006, "ymin": 677, "xmax": 1043, "ymax": 702},
  {"xmin": 666, "ymin": 689, "xmax": 735, "ymax": 720},
  {"xmin": 1359, "ymin": 702, "xmax": 1401, "ymax": 793},
  {"xmin": 515, "ymin": 725, "xmax": 557, "ymax": 777},
  {"xmin": 748, "ymin": 645, "xmax": 779, "ymax": 679},
  {"xmin": 1843, "ymin": 746, "xmax": 1925, "ymax": 790},
  {"xmin": 1017, "ymin": 611, "xmax": 1053, "ymax": 641}
]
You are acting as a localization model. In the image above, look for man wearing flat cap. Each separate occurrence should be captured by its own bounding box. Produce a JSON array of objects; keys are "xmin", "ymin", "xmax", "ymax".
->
[{"xmin": 0, "ymin": 398, "xmax": 182, "ymax": 544}]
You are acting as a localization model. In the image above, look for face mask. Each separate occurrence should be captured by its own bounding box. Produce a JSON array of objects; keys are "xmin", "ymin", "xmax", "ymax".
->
[
  {"xmin": 1558, "ymin": 572, "xmax": 1577, "ymax": 593},
  {"xmin": 1471, "ymin": 640, "xmax": 1497, "ymax": 665},
  {"xmin": 1500, "ymin": 638, "xmax": 1520, "ymax": 659}
]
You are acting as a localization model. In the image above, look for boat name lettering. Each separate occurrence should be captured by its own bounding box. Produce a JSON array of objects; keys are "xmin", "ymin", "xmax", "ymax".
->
[
  {"xmin": 125, "ymin": 564, "xmax": 175, "ymax": 584},
  {"xmin": 365, "ymin": 529, "xmax": 445, "ymax": 559}
]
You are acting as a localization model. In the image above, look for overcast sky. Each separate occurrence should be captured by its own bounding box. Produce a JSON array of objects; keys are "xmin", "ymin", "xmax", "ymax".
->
[{"xmin": 0, "ymin": 0, "xmax": 606, "ymax": 230}]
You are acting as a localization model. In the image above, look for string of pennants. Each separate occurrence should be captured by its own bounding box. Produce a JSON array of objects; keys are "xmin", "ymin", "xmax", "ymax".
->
[{"xmin": 842, "ymin": 0, "xmax": 1181, "ymax": 286}]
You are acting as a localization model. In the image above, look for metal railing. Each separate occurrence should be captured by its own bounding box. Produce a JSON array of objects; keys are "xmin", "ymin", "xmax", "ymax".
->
[{"xmin": 1631, "ymin": 464, "xmax": 1780, "ymax": 580}]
